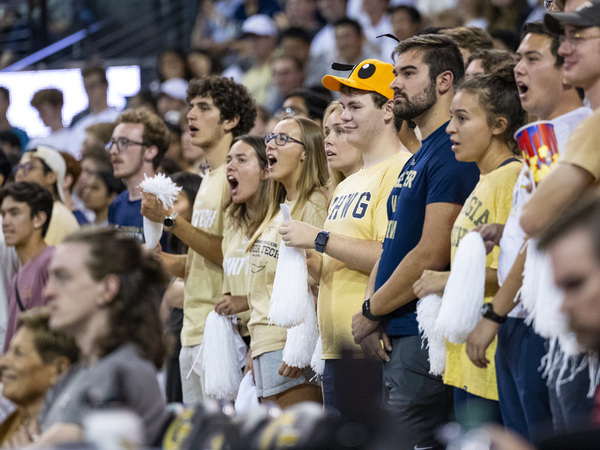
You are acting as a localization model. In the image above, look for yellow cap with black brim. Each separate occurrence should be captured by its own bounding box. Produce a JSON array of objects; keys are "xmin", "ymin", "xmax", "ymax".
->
[{"xmin": 322, "ymin": 59, "xmax": 395, "ymax": 100}]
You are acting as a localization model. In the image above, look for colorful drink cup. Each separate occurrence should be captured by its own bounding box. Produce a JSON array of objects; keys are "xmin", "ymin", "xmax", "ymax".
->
[{"xmin": 514, "ymin": 120, "xmax": 559, "ymax": 183}]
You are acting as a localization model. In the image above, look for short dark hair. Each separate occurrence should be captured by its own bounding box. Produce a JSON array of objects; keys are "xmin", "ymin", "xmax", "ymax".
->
[
  {"xmin": 63, "ymin": 228, "xmax": 167, "ymax": 368},
  {"xmin": 278, "ymin": 27, "xmax": 312, "ymax": 45},
  {"xmin": 339, "ymin": 84, "xmax": 389, "ymax": 109},
  {"xmin": 94, "ymin": 170, "xmax": 125, "ymax": 195},
  {"xmin": 0, "ymin": 130, "xmax": 22, "ymax": 148},
  {"xmin": 187, "ymin": 76, "xmax": 257, "ymax": 138},
  {"xmin": 170, "ymin": 171, "xmax": 201, "ymax": 206},
  {"xmin": 0, "ymin": 87, "xmax": 9, "ymax": 102},
  {"xmin": 284, "ymin": 88, "xmax": 332, "ymax": 121},
  {"xmin": 31, "ymin": 88, "xmax": 64, "ymax": 109},
  {"xmin": 440, "ymin": 26, "xmax": 494, "ymax": 55},
  {"xmin": 0, "ymin": 149, "xmax": 11, "ymax": 186},
  {"xmin": 333, "ymin": 17, "xmax": 362, "ymax": 36},
  {"xmin": 521, "ymin": 21, "xmax": 563, "ymax": 68},
  {"xmin": 467, "ymin": 49, "xmax": 518, "ymax": 75},
  {"xmin": 0, "ymin": 182, "xmax": 54, "ymax": 237},
  {"xmin": 394, "ymin": 34, "xmax": 465, "ymax": 86},
  {"xmin": 389, "ymin": 5, "xmax": 422, "ymax": 24},
  {"xmin": 114, "ymin": 109, "xmax": 171, "ymax": 170},
  {"xmin": 81, "ymin": 64, "xmax": 108, "ymax": 85},
  {"xmin": 17, "ymin": 307, "xmax": 79, "ymax": 365}
]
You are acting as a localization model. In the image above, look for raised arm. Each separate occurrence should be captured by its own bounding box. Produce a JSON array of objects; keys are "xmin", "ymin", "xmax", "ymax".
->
[
  {"xmin": 520, "ymin": 163, "xmax": 593, "ymax": 237},
  {"xmin": 141, "ymin": 192, "xmax": 223, "ymax": 266},
  {"xmin": 351, "ymin": 202, "xmax": 461, "ymax": 344},
  {"xmin": 369, "ymin": 202, "xmax": 461, "ymax": 315}
]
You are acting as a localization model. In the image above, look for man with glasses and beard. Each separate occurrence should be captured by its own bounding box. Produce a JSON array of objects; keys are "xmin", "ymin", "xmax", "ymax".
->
[
  {"xmin": 107, "ymin": 109, "xmax": 170, "ymax": 248},
  {"xmin": 351, "ymin": 35, "xmax": 480, "ymax": 450}
]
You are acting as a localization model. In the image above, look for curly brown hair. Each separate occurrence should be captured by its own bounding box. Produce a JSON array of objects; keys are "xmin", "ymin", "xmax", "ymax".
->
[
  {"xmin": 114, "ymin": 109, "xmax": 170, "ymax": 170},
  {"xmin": 187, "ymin": 76, "xmax": 257, "ymax": 138}
]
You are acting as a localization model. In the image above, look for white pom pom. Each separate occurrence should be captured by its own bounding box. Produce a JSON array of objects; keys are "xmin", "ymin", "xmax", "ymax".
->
[
  {"xmin": 202, "ymin": 311, "xmax": 243, "ymax": 400},
  {"xmin": 523, "ymin": 240, "xmax": 573, "ymax": 343},
  {"xmin": 416, "ymin": 294, "xmax": 446, "ymax": 375},
  {"xmin": 138, "ymin": 173, "xmax": 182, "ymax": 208},
  {"xmin": 310, "ymin": 335, "xmax": 324, "ymax": 376},
  {"xmin": 282, "ymin": 290, "xmax": 318, "ymax": 368},
  {"xmin": 436, "ymin": 232, "xmax": 486, "ymax": 344},
  {"xmin": 139, "ymin": 174, "xmax": 182, "ymax": 249},
  {"xmin": 269, "ymin": 204, "xmax": 309, "ymax": 327}
]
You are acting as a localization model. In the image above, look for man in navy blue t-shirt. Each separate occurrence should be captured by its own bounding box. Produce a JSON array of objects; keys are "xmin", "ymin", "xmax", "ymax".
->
[
  {"xmin": 351, "ymin": 34, "xmax": 480, "ymax": 450},
  {"xmin": 107, "ymin": 109, "xmax": 171, "ymax": 249}
]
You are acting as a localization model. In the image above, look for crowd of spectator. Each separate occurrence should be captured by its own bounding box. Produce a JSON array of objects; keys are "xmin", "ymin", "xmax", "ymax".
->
[{"xmin": 0, "ymin": 0, "xmax": 599, "ymax": 448}]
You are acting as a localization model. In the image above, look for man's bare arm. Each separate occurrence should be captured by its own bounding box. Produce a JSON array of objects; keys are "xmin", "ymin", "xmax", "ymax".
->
[
  {"xmin": 520, "ymin": 163, "xmax": 593, "ymax": 237},
  {"xmin": 141, "ymin": 193, "xmax": 223, "ymax": 266},
  {"xmin": 369, "ymin": 202, "xmax": 462, "ymax": 316}
]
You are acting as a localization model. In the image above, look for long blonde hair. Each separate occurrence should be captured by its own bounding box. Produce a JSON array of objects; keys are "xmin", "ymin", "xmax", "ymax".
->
[{"xmin": 249, "ymin": 117, "xmax": 330, "ymax": 247}]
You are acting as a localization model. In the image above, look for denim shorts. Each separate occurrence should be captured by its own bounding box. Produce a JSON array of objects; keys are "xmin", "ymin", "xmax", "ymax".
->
[{"xmin": 253, "ymin": 349, "xmax": 318, "ymax": 398}]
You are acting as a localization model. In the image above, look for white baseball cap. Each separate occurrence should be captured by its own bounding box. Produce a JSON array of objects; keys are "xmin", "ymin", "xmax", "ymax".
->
[{"xmin": 26, "ymin": 146, "xmax": 66, "ymax": 203}]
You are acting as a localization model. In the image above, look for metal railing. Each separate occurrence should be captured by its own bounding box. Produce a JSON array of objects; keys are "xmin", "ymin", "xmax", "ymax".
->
[{"xmin": 1, "ymin": 0, "xmax": 190, "ymax": 71}]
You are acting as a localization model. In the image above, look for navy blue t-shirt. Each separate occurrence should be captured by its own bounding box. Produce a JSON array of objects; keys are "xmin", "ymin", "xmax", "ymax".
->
[
  {"xmin": 108, "ymin": 190, "xmax": 170, "ymax": 251},
  {"xmin": 375, "ymin": 122, "xmax": 480, "ymax": 337}
]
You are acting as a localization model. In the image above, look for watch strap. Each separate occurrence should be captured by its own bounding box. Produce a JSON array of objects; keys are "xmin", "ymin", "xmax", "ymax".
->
[
  {"xmin": 481, "ymin": 303, "xmax": 507, "ymax": 324},
  {"xmin": 314, "ymin": 230, "xmax": 330, "ymax": 253},
  {"xmin": 362, "ymin": 298, "xmax": 383, "ymax": 321}
]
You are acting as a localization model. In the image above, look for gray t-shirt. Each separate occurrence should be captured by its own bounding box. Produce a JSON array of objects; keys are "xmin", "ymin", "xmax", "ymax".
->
[{"xmin": 41, "ymin": 343, "xmax": 168, "ymax": 445}]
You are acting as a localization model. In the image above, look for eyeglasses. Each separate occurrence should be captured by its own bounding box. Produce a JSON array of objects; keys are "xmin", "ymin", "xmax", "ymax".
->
[
  {"xmin": 105, "ymin": 137, "xmax": 147, "ymax": 152},
  {"xmin": 559, "ymin": 30, "xmax": 600, "ymax": 46},
  {"xmin": 14, "ymin": 161, "xmax": 42, "ymax": 174},
  {"xmin": 264, "ymin": 133, "xmax": 305, "ymax": 147},
  {"xmin": 275, "ymin": 106, "xmax": 308, "ymax": 120}
]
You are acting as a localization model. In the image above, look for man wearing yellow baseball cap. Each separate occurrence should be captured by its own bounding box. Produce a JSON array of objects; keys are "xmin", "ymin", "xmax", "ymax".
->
[{"xmin": 279, "ymin": 58, "xmax": 411, "ymax": 409}]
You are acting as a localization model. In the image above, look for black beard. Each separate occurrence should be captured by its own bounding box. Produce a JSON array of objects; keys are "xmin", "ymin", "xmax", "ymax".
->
[{"xmin": 393, "ymin": 81, "xmax": 437, "ymax": 121}]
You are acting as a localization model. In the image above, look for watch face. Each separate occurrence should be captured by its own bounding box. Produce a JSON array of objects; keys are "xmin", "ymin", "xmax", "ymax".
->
[{"xmin": 164, "ymin": 218, "xmax": 174, "ymax": 227}]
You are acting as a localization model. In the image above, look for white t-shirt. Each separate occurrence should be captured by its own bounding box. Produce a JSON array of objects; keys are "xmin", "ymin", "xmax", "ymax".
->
[
  {"xmin": 499, "ymin": 106, "xmax": 592, "ymax": 318},
  {"xmin": 67, "ymin": 107, "xmax": 120, "ymax": 157},
  {"xmin": 26, "ymin": 128, "xmax": 72, "ymax": 153}
]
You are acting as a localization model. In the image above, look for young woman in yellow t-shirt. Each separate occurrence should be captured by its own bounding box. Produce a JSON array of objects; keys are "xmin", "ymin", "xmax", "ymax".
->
[
  {"xmin": 247, "ymin": 117, "xmax": 330, "ymax": 408},
  {"xmin": 412, "ymin": 68, "xmax": 525, "ymax": 426}
]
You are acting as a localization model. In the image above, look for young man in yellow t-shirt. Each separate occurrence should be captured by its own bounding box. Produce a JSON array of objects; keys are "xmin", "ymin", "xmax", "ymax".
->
[
  {"xmin": 142, "ymin": 76, "xmax": 256, "ymax": 404},
  {"xmin": 280, "ymin": 59, "xmax": 411, "ymax": 408}
]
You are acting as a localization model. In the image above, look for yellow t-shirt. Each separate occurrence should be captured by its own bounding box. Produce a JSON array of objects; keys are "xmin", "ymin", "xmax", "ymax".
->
[
  {"xmin": 221, "ymin": 217, "xmax": 251, "ymax": 329},
  {"xmin": 444, "ymin": 160, "xmax": 522, "ymax": 400},
  {"xmin": 319, "ymin": 151, "xmax": 410, "ymax": 358},
  {"xmin": 44, "ymin": 201, "xmax": 80, "ymax": 245},
  {"xmin": 247, "ymin": 191, "xmax": 328, "ymax": 357},
  {"xmin": 560, "ymin": 107, "xmax": 600, "ymax": 183},
  {"xmin": 181, "ymin": 166, "xmax": 228, "ymax": 347}
]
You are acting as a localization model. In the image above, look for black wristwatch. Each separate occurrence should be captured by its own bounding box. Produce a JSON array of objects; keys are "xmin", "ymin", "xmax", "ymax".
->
[
  {"xmin": 362, "ymin": 298, "xmax": 383, "ymax": 321},
  {"xmin": 314, "ymin": 230, "xmax": 330, "ymax": 253},
  {"xmin": 163, "ymin": 211, "xmax": 178, "ymax": 230},
  {"xmin": 481, "ymin": 303, "xmax": 507, "ymax": 324}
]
